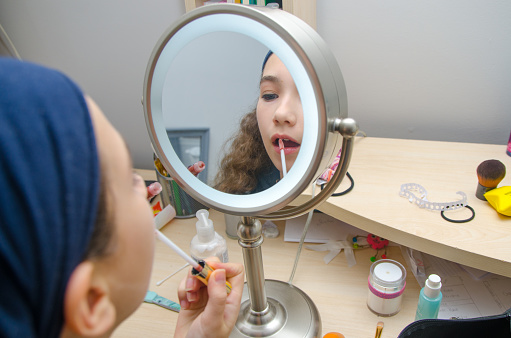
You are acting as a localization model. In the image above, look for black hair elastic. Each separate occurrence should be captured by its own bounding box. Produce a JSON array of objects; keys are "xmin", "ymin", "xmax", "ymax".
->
[
  {"xmin": 440, "ymin": 205, "xmax": 475, "ymax": 223},
  {"xmin": 320, "ymin": 172, "xmax": 354, "ymax": 196}
]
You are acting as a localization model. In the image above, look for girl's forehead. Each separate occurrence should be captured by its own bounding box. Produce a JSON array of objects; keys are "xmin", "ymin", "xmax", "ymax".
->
[{"xmin": 262, "ymin": 56, "xmax": 290, "ymax": 80}]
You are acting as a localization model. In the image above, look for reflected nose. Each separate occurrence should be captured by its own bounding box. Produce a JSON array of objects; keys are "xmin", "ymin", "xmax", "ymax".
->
[{"xmin": 273, "ymin": 97, "xmax": 300, "ymax": 126}]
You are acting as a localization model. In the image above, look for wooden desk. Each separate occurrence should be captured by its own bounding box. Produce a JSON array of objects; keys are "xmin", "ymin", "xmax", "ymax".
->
[
  {"xmin": 293, "ymin": 137, "xmax": 511, "ymax": 278},
  {"xmin": 122, "ymin": 137, "xmax": 511, "ymax": 336},
  {"xmin": 114, "ymin": 210, "xmax": 420, "ymax": 337}
]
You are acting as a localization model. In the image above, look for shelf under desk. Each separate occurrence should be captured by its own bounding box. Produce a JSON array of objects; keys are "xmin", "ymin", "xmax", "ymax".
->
[{"xmin": 292, "ymin": 137, "xmax": 511, "ymax": 278}]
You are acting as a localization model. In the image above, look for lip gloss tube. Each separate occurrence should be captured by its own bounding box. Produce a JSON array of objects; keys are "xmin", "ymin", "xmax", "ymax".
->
[{"xmin": 191, "ymin": 260, "xmax": 232, "ymax": 294}]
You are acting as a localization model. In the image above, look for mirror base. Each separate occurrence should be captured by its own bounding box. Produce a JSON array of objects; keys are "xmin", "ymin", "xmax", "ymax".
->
[{"xmin": 231, "ymin": 280, "xmax": 321, "ymax": 338}]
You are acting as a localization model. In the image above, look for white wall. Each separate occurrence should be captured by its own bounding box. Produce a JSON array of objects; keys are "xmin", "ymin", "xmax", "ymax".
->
[
  {"xmin": 160, "ymin": 31, "xmax": 268, "ymax": 184},
  {"xmin": 1, "ymin": 1, "xmax": 510, "ymax": 169},
  {"xmin": 0, "ymin": 0, "xmax": 186, "ymax": 169},
  {"xmin": 317, "ymin": 1, "xmax": 511, "ymax": 145}
]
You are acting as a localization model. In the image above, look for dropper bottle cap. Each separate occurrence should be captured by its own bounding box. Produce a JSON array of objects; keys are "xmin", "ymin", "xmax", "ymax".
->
[
  {"xmin": 424, "ymin": 274, "xmax": 442, "ymax": 298},
  {"xmin": 195, "ymin": 209, "xmax": 214, "ymax": 242}
]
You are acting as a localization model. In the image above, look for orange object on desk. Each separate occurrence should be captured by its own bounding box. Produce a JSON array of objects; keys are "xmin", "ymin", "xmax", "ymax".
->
[{"xmin": 323, "ymin": 333, "xmax": 345, "ymax": 338}]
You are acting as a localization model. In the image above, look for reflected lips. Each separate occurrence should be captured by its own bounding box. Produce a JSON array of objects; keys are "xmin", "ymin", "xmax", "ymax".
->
[{"xmin": 272, "ymin": 135, "xmax": 300, "ymax": 155}]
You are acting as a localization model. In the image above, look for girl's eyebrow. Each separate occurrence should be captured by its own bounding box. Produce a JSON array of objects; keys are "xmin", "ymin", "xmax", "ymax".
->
[{"xmin": 260, "ymin": 75, "xmax": 280, "ymax": 86}]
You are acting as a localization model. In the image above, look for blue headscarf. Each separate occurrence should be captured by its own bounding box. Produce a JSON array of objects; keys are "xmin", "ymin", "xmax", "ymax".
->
[
  {"xmin": 262, "ymin": 50, "xmax": 273, "ymax": 72},
  {"xmin": 0, "ymin": 58, "xmax": 100, "ymax": 337}
]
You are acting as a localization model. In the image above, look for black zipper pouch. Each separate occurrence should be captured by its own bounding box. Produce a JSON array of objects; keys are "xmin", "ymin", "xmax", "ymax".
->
[{"xmin": 398, "ymin": 308, "xmax": 511, "ymax": 338}]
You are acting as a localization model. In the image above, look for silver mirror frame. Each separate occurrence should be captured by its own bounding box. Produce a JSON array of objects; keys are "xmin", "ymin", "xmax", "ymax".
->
[{"xmin": 143, "ymin": 4, "xmax": 350, "ymax": 217}]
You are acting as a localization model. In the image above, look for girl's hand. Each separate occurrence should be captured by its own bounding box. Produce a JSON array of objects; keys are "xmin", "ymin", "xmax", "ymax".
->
[{"xmin": 175, "ymin": 258, "xmax": 245, "ymax": 338}]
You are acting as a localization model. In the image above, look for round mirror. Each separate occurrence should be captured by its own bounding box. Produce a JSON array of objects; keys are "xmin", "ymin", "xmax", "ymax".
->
[{"xmin": 143, "ymin": 4, "xmax": 348, "ymax": 216}]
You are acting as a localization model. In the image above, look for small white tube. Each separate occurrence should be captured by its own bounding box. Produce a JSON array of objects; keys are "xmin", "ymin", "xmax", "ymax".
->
[
  {"xmin": 154, "ymin": 204, "xmax": 176, "ymax": 230},
  {"xmin": 156, "ymin": 263, "xmax": 189, "ymax": 286}
]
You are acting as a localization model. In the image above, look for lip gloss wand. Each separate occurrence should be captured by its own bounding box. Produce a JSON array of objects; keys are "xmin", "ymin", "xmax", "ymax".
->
[
  {"xmin": 279, "ymin": 139, "xmax": 287, "ymax": 176},
  {"xmin": 155, "ymin": 230, "xmax": 232, "ymax": 293}
]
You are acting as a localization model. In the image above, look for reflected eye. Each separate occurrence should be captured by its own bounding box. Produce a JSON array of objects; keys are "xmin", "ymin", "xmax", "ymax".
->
[{"xmin": 262, "ymin": 93, "xmax": 278, "ymax": 101}]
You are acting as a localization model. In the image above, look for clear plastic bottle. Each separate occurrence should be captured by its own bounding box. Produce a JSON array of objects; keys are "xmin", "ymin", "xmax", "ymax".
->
[
  {"xmin": 415, "ymin": 274, "xmax": 443, "ymax": 320},
  {"xmin": 190, "ymin": 209, "xmax": 228, "ymax": 263}
]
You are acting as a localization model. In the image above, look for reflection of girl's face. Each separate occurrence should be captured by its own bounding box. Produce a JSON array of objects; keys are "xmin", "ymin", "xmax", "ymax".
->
[{"xmin": 256, "ymin": 54, "xmax": 303, "ymax": 176}]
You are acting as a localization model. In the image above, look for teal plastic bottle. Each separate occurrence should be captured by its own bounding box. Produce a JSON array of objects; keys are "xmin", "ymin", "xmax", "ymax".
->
[{"xmin": 415, "ymin": 274, "xmax": 443, "ymax": 320}]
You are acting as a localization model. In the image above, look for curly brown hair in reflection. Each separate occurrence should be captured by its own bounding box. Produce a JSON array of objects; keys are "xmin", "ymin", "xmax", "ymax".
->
[{"xmin": 214, "ymin": 109, "xmax": 273, "ymax": 194}]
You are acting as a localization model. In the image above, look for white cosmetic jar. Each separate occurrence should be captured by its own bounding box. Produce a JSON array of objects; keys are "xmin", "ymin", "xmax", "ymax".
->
[{"xmin": 367, "ymin": 259, "xmax": 407, "ymax": 316}]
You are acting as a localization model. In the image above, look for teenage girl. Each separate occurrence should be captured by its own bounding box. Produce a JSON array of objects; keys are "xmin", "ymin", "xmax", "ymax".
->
[{"xmin": 0, "ymin": 57, "xmax": 244, "ymax": 338}]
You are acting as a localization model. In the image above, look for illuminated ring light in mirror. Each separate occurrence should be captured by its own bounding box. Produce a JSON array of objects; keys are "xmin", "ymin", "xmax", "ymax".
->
[{"xmin": 145, "ymin": 5, "xmax": 334, "ymax": 216}]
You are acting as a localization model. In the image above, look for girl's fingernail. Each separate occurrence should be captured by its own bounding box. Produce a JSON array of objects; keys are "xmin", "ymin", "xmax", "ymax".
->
[
  {"xmin": 215, "ymin": 269, "xmax": 226, "ymax": 283},
  {"xmin": 180, "ymin": 299, "xmax": 189, "ymax": 310},
  {"xmin": 187, "ymin": 291, "xmax": 198, "ymax": 302},
  {"xmin": 185, "ymin": 277, "xmax": 194, "ymax": 291}
]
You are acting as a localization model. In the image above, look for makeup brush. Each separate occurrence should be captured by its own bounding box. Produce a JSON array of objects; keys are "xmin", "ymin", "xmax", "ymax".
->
[
  {"xmin": 476, "ymin": 159, "xmax": 506, "ymax": 200},
  {"xmin": 374, "ymin": 321, "xmax": 384, "ymax": 338}
]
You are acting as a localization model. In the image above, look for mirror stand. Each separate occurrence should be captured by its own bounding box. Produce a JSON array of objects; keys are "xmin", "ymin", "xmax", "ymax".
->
[{"xmin": 232, "ymin": 217, "xmax": 321, "ymax": 338}]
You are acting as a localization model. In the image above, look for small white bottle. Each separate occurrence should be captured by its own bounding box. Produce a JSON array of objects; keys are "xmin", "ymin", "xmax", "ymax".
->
[
  {"xmin": 190, "ymin": 209, "xmax": 228, "ymax": 263},
  {"xmin": 415, "ymin": 274, "xmax": 443, "ymax": 320}
]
